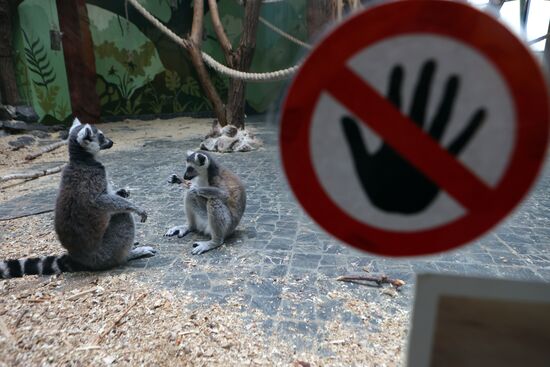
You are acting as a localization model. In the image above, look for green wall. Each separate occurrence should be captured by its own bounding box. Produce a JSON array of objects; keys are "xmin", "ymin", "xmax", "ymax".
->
[
  {"xmin": 13, "ymin": 0, "xmax": 71, "ymax": 124},
  {"xmin": 13, "ymin": 0, "xmax": 306, "ymax": 124}
]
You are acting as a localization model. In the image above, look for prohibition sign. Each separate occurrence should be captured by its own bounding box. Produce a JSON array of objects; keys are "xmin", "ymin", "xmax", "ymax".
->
[{"xmin": 279, "ymin": 0, "xmax": 550, "ymax": 256}]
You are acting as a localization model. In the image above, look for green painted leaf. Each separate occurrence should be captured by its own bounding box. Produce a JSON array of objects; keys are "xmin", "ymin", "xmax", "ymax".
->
[{"xmin": 165, "ymin": 70, "xmax": 181, "ymax": 92}]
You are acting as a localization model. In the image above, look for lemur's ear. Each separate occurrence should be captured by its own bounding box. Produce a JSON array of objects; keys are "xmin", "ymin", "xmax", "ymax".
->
[
  {"xmin": 186, "ymin": 150, "xmax": 194, "ymax": 158},
  {"xmin": 196, "ymin": 153, "xmax": 207, "ymax": 166},
  {"xmin": 70, "ymin": 118, "xmax": 82, "ymax": 133}
]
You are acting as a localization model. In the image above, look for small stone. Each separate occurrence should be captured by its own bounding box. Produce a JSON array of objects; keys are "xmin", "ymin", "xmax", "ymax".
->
[
  {"xmin": 102, "ymin": 355, "xmax": 116, "ymax": 365},
  {"xmin": 221, "ymin": 124, "xmax": 238, "ymax": 137},
  {"xmin": 29, "ymin": 130, "xmax": 51, "ymax": 139},
  {"xmin": 8, "ymin": 136, "xmax": 35, "ymax": 150},
  {"xmin": 0, "ymin": 105, "xmax": 16, "ymax": 120},
  {"xmin": 200, "ymin": 137, "xmax": 217, "ymax": 151},
  {"xmin": 216, "ymin": 135, "xmax": 238, "ymax": 152},
  {"xmin": 2, "ymin": 120, "xmax": 28, "ymax": 132},
  {"xmin": 15, "ymin": 105, "xmax": 39, "ymax": 123}
]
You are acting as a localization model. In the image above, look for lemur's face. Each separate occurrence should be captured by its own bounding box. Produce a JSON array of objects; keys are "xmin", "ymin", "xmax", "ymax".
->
[
  {"xmin": 184, "ymin": 150, "xmax": 208, "ymax": 180},
  {"xmin": 69, "ymin": 118, "xmax": 113, "ymax": 155}
]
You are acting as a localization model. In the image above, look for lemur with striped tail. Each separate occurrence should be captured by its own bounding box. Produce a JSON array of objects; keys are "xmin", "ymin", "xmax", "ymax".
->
[
  {"xmin": 0, "ymin": 118, "xmax": 156, "ymax": 279},
  {"xmin": 165, "ymin": 150, "xmax": 246, "ymax": 255}
]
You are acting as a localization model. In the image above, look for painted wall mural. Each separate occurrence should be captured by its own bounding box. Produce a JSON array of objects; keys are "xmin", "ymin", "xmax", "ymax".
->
[
  {"xmin": 13, "ymin": 0, "xmax": 72, "ymax": 124},
  {"xmin": 13, "ymin": 0, "xmax": 306, "ymax": 124}
]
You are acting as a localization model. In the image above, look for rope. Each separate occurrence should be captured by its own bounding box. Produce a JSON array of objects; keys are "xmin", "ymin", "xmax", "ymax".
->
[
  {"xmin": 126, "ymin": 0, "xmax": 300, "ymax": 82},
  {"xmin": 528, "ymin": 32, "xmax": 549, "ymax": 45},
  {"xmin": 201, "ymin": 53, "xmax": 301, "ymax": 81},
  {"xmin": 259, "ymin": 16, "xmax": 312, "ymax": 49}
]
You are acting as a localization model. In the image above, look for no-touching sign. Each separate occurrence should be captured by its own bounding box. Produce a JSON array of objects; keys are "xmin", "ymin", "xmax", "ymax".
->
[{"xmin": 279, "ymin": 0, "xmax": 550, "ymax": 256}]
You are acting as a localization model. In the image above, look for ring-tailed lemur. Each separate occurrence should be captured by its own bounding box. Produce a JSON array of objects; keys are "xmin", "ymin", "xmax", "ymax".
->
[
  {"xmin": 0, "ymin": 118, "xmax": 156, "ymax": 279},
  {"xmin": 165, "ymin": 150, "xmax": 246, "ymax": 255}
]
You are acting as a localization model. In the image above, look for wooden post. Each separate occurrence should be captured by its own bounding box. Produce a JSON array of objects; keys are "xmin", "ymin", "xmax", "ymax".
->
[
  {"xmin": 56, "ymin": 0, "xmax": 100, "ymax": 124},
  {"xmin": 0, "ymin": 0, "xmax": 21, "ymax": 105}
]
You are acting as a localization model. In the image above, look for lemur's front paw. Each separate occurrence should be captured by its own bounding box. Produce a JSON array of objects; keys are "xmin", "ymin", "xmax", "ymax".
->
[
  {"xmin": 137, "ymin": 209, "xmax": 148, "ymax": 223},
  {"xmin": 116, "ymin": 188, "xmax": 130, "ymax": 198},
  {"xmin": 168, "ymin": 174, "xmax": 183, "ymax": 184},
  {"xmin": 128, "ymin": 246, "xmax": 157, "ymax": 260}
]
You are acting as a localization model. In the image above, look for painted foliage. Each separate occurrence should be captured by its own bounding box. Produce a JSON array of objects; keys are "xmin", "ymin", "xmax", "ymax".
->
[
  {"xmin": 13, "ymin": 0, "xmax": 306, "ymax": 123},
  {"xmin": 13, "ymin": 0, "xmax": 71, "ymax": 124}
]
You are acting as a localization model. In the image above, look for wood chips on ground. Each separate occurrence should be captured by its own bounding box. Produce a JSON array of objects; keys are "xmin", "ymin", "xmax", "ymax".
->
[{"xmin": 1, "ymin": 118, "xmax": 409, "ymax": 366}]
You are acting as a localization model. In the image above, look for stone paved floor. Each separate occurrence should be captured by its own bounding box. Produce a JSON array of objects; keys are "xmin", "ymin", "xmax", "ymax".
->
[{"xmin": 1, "ymin": 119, "xmax": 550, "ymax": 352}]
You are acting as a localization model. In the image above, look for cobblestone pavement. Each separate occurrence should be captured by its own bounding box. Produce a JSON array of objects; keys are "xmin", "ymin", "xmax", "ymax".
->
[{"xmin": 1, "ymin": 119, "xmax": 550, "ymax": 352}]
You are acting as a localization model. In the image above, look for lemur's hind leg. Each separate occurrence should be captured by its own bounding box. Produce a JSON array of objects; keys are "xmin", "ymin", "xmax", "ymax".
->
[
  {"xmin": 192, "ymin": 198, "xmax": 232, "ymax": 255},
  {"xmin": 103, "ymin": 213, "xmax": 155, "ymax": 262},
  {"xmin": 165, "ymin": 189, "xmax": 205, "ymax": 237},
  {"xmin": 71, "ymin": 213, "xmax": 136, "ymax": 270}
]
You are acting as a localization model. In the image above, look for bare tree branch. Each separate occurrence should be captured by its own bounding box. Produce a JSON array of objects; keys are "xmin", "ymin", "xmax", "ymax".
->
[
  {"xmin": 0, "ymin": 164, "xmax": 65, "ymax": 184},
  {"xmin": 190, "ymin": 0, "xmax": 204, "ymax": 45},
  {"xmin": 208, "ymin": 0, "xmax": 233, "ymax": 57},
  {"xmin": 185, "ymin": 0, "xmax": 227, "ymax": 126},
  {"xmin": 0, "ymin": 209, "xmax": 54, "ymax": 222},
  {"xmin": 25, "ymin": 140, "xmax": 67, "ymax": 161},
  {"xmin": 336, "ymin": 275, "xmax": 406, "ymax": 288}
]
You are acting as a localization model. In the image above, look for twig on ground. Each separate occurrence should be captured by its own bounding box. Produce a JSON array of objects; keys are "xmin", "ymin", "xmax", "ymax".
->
[
  {"xmin": 0, "ymin": 209, "xmax": 54, "ymax": 222},
  {"xmin": 25, "ymin": 140, "xmax": 67, "ymax": 161},
  {"xmin": 66, "ymin": 287, "xmax": 101, "ymax": 301},
  {"xmin": 94, "ymin": 293, "xmax": 147, "ymax": 344},
  {"xmin": 74, "ymin": 345, "xmax": 102, "ymax": 351},
  {"xmin": 0, "ymin": 164, "xmax": 65, "ymax": 184},
  {"xmin": 336, "ymin": 275, "xmax": 406, "ymax": 288},
  {"xmin": 14, "ymin": 309, "xmax": 29, "ymax": 328}
]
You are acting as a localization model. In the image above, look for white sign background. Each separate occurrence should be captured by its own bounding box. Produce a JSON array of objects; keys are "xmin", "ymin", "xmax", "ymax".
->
[{"xmin": 310, "ymin": 35, "xmax": 516, "ymax": 232}]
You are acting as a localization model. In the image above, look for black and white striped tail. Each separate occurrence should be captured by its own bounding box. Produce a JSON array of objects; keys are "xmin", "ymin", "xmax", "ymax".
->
[{"xmin": 0, "ymin": 254, "xmax": 86, "ymax": 279}]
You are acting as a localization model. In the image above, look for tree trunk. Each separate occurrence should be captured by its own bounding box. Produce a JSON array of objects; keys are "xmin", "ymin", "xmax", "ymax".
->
[
  {"xmin": 57, "ymin": 0, "xmax": 101, "ymax": 124},
  {"xmin": 544, "ymin": 21, "xmax": 550, "ymax": 75},
  {"xmin": 306, "ymin": 0, "xmax": 336, "ymax": 41},
  {"xmin": 187, "ymin": 41, "xmax": 228, "ymax": 126},
  {"xmin": 185, "ymin": 0, "xmax": 227, "ymax": 126},
  {"xmin": 226, "ymin": 0, "xmax": 262, "ymax": 129},
  {"xmin": 0, "ymin": 0, "xmax": 21, "ymax": 105}
]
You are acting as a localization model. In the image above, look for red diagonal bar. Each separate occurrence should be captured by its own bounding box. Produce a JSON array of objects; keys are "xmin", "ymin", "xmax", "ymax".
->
[{"xmin": 327, "ymin": 66, "xmax": 494, "ymax": 212}]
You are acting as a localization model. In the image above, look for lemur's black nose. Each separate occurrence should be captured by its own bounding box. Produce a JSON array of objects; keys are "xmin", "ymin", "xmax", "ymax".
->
[{"xmin": 102, "ymin": 140, "xmax": 114, "ymax": 149}]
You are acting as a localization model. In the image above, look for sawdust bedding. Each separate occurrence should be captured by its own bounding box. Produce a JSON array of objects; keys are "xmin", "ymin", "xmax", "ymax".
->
[{"xmin": 0, "ymin": 118, "xmax": 409, "ymax": 366}]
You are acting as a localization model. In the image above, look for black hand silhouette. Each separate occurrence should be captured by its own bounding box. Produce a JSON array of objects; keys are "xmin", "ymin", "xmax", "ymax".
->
[{"xmin": 341, "ymin": 60, "xmax": 486, "ymax": 214}]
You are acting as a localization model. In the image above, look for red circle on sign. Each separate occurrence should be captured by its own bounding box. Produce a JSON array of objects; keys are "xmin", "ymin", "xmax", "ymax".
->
[{"xmin": 279, "ymin": 0, "xmax": 549, "ymax": 256}]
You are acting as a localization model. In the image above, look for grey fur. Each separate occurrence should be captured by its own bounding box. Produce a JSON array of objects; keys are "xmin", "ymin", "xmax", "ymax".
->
[
  {"xmin": 1, "ymin": 119, "xmax": 156, "ymax": 279},
  {"xmin": 55, "ymin": 118, "xmax": 155, "ymax": 270},
  {"xmin": 165, "ymin": 151, "xmax": 246, "ymax": 255}
]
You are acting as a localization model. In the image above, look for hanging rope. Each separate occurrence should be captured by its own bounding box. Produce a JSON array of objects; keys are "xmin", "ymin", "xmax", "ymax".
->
[
  {"xmin": 126, "ymin": 0, "xmax": 301, "ymax": 82},
  {"xmin": 258, "ymin": 16, "xmax": 311, "ymax": 49}
]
